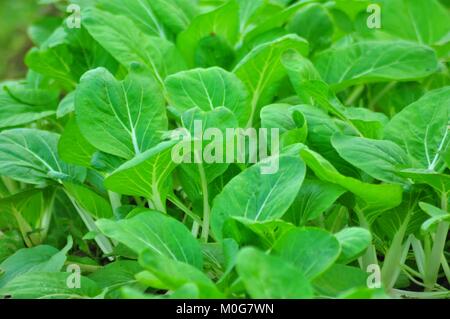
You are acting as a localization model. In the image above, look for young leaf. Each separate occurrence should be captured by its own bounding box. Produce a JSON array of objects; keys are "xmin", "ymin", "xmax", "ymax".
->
[
  {"xmin": 273, "ymin": 228, "xmax": 341, "ymax": 279},
  {"xmin": 384, "ymin": 87, "xmax": 450, "ymax": 170},
  {"xmin": 63, "ymin": 182, "xmax": 113, "ymax": 219},
  {"xmin": 313, "ymin": 264, "xmax": 369, "ymax": 297},
  {"xmin": 234, "ymin": 34, "xmax": 309, "ymax": 127},
  {"xmin": 177, "ymin": 0, "xmax": 239, "ymax": 67},
  {"xmin": 335, "ymin": 227, "xmax": 372, "ymax": 264},
  {"xmin": 0, "ymin": 85, "xmax": 57, "ymax": 128},
  {"xmin": 138, "ymin": 250, "xmax": 222, "ymax": 298},
  {"xmin": 104, "ymin": 140, "xmax": 181, "ymax": 211},
  {"xmin": 260, "ymin": 104, "xmax": 308, "ymax": 147},
  {"xmin": 0, "ymin": 272, "xmax": 100, "ymax": 299},
  {"xmin": 0, "ymin": 129, "xmax": 86, "ymax": 185},
  {"xmin": 377, "ymin": 0, "xmax": 450, "ymax": 46},
  {"xmin": 331, "ymin": 134, "xmax": 411, "ymax": 184},
  {"xmin": 165, "ymin": 67, "xmax": 250, "ymax": 125},
  {"xmin": 236, "ymin": 247, "xmax": 314, "ymax": 299},
  {"xmin": 147, "ymin": 0, "xmax": 198, "ymax": 35},
  {"xmin": 25, "ymin": 46, "xmax": 77, "ymax": 89},
  {"xmin": 300, "ymin": 148, "xmax": 403, "ymax": 215},
  {"xmin": 287, "ymin": 3, "xmax": 334, "ymax": 52},
  {"xmin": 97, "ymin": 0, "xmax": 168, "ymax": 38},
  {"xmin": 56, "ymin": 91, "xmax": 75, "ymax": 118},
  {"xmin": 83, "ymin": 8, "xmax": 186, "ymax": 83},
  {"xmin": 418, "ymin": 202, "xmax": 450, "ymax": 233},
  {"xmin": 88, "ymin": 260, "xmax": 143, "ymax": 290},
  {"xmin": 210, "ymin": 155, "xmax": 306, "ymax": 240},
  {"xmin": 314, "ymin": 41, "xmax": 439, "ymax": 91},
  {"xmin": 58, "ymin": 118, "xmax": 96, "ymax": 167},
  {"xmin": 96, "ymin": 209, "xmax": 203, "ymax": 268},
  {"xmin": 284, "ymin": 178, "xmax": 346, "ymax": 226},
  {"xmin": 0, "ymin": 238, "xmax": 72, "ymax": 288},
  {"xmin": 398, "ymin": 169, "xmax": 450, "ymax": 194}
]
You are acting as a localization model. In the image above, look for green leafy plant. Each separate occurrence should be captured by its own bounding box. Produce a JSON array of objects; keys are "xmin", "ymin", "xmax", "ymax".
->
[{"xmin": 0, "ymin": 0, "xmax": 449, "ymax": 299}]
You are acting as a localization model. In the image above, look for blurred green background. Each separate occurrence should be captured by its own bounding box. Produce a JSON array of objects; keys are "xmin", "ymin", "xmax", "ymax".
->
[
  {"xmin": 1, "ymin": 0, "xmax": 449, "ymax": 81},
  {"xmin": 0, "ymin": 0, "xmax": 40, "ymax": 80}
]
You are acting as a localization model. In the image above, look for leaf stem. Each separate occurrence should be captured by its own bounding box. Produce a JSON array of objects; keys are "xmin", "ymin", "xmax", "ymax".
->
[
  {"xmin": 195, "ymin": 151, "xmax": 211, "ymax": 243},
  {"xmin": 108, "ymin": 191, "xmax": 122, "ymax": 218},
  {"xmin": 167, "ymin": 193, "xmax": 202, "ymax": 224},
  {"xmin": 65, "ymin": 191, "xmax": 114, "ymax": 257},
  {"xmin": 423, "ymin": 192, "xmax": 449, "ymax": 290},
  {"xmin": 345, "ymin": 85, "xmax": 365, "ymax": 106},
  {"xmin": 381, "ymin": 213, "xmax": 411, "ymax": 291},
  {"xmin": 368, "ymin": 81, "xmax": 397, "ymax": 110}
]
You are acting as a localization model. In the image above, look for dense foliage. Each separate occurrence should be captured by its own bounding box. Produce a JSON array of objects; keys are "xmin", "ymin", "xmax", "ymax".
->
[{"xmin": 0, "ymin": 0, "xmax": 449, "ymax": 299}]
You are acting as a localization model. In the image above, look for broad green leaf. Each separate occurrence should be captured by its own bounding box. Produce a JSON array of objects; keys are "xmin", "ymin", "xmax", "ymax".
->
[
  {"xmin": 83, "ymin": 8, "xmax": 185, "ymax": 83},
  {"xmin": 284, "ymin": 178, "xmax": 346, "ymax": 226},
  {"xmin": 0, "ymin": 272, "xmax": 100, "ymax": 299},
  {"xmin": 148, "ymin": 0, "xmax": 199, "ymax": 35},
  {"xmin": 165, "ymin": 67, "xmax": 250, "ymax": 125},
  {"xmin": 56, "ymin": 91, "xmax": 75, "ymax": 118},
  {"xmin": 0, "ymin": 189, "xmax": 44, "ymax": 232},
  {"xmin": 3, "ymin": 82, "xmax": 56, "ymax": 107},
  {"xmin": 63, "ymin": 182, "xmax": 113, "ymax": 219},
  {"xmin": 335, "ymin": 227, "xmax": 372, "ymax": 264},
  {"xmin": 104, "ymin": 140, "xmax": 180, "ymax": 210},
  {"xmin": 242, "ymin": 1, "xmax": 315, "ymax": 45},
  {"xmin": 287, "ymin": 3, "xmax": 334, "ymax": 52},
  {"xmin": 236, "ymin": 247, "xmax": 313, "ymax": 299},
  {"xmin": 139, "ymin": 250, "xmax": 222, "ymax": 298},
  {"xmin": 234, "ymin": 35, "xmax": 309, "ymax": 127},
  {"xmin": 0, "ymin": 90, "xmax": 55, "ymax": 129},
  {"xmin": 0, "ymin": 231, "xmax": 24, "ymax": 263},
  {"xmin": 211, "ymin": 155, "xmax": 306, "ymax": 240},
  {"xmin": 342, "ymin": 107, "xmax": 389, "ymax": 140},
  {"xmin": 300, "ymin": 148, "xmax": 403, "ymax": 215},
  {"xmin": 97, "ymin": 209, "xmax": 203, "ymax": 268},
  {"xmin": 260, "ymin": 104, "xmax": 308, "ymax": 147},
  {"xmin": 282, "ymin": 51, "xmax": 347, "ymax": 120},
  {"xmin": 0, "ymin": 238, "xmax": 72, "ymax": 288},
  {"xmin": 177, "ymin": 107, "xmax": 238, "ymax": 201},
  {"xmin": 378, "ymin": 0, "xmax": 450, "ymax": 45},
  {"xmin": 75, "ymin": 65, "xmax": 167, "ymax": 159},
  {"xmin": 26, "ymin": 26, "xmax": 118, "ymax": 89},
  {"xmin": 313, "ymin": 264, "xmax": 368, "ymax": 297},
  {"xmin": 398, "ymin": 169, "xmax": 450, "ymax": 194},
  {"xmin": 384, "ymin": 87, "xmax": 450, "ymax": 170},
  {"xmin": 97, "ymin": 0, "xmax": 168, "ymax": 38},
  {"xmin": 273, "ymin": 228, "xmax": 341, "ymax": 279},
  {"xmin": 177, "ymin": 0, "xmax": 239, "ymax": 67},
  {"xmin": 58, "ymin": 118, "xmax": 96, "ymax": 167},
  {"xmin": 0, "ymin": 83, "xmax": 58, "ymax": 128},
  {"xmin": 331, "ymin": 134, "xmax": 411, "ymax": 184},
  {"xmin": 91, "ymin": 152, "xmax": 125, "ymax": 174},
  {"xmin": 340, "ymin": 287, "xmax": 389, "ymax": 299},
  {"xmin": 237, "ymin": 0, "xmax": 265, "ymax": 34},
  {"xmin": 25, "ymin": 45, "xmax": 77, "ymax": 89},
  {"xmin": 88, "ymin": 260, "xmax": 142, "ymax": 290},
  {"xmin": 231, "ymin": 217, "xmax": 295, "ymax": 248},
  {"xmin": 314, "ymin": 41, "xmax": 440, "ymax": 91},
  {"xmin": 0, "ymin": 129, "xmax": 86, "ymax": 185}
]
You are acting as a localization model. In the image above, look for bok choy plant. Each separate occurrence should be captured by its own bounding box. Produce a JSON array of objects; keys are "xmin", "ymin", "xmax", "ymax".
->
[{"xmin": 0, "ymin": 0, "xmax": 449, "ymax": 299}]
